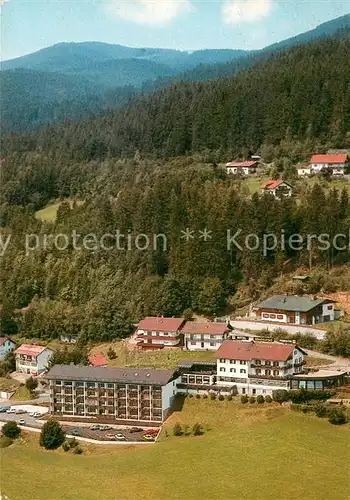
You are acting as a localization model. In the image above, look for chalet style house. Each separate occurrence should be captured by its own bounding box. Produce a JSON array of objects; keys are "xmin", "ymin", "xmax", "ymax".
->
[
  {"xmin": 14, "ymin": 344, "xmax": 53, "ymax": 375},
  {"xmin": 309, "ymin": 154, "xmax": 348, "ymax": 176},
  {"xmin": 182, "ymin": 322, "xmax": 230, "ymax": 351},
  {"xmin": 177, "ymin": 340, "xmax": 306, "ymax": 396},
  {"xmin": 261, "ymin": 179, "xmax": 292, "ymax": 199},
  {"xmin": 136, "ymin": 316, "xmax": 185, "ymax": 349},
  {"xmin": 226, "ymin": 160, "xmax": 259, "ymax": 176},
  {"xmin": 46, "ymin": 365, "xmax": 178, "ymax": 424},
  {"xmin": 255, "ymin": 295, "xmax": 335, "ymax": 325}
]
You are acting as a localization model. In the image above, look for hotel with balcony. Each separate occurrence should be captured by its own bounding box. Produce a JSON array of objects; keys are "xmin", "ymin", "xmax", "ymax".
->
[
  {"xmin": 46, "ymin": 365, "xmax": 179, "ymax": 424},
  {"xmin": 214, "ymin": 340, "xmax": 306, "ymax": 396},
  {"xmin": 14, "ymin": 344, "xmax": 53, "ymax": 375}
]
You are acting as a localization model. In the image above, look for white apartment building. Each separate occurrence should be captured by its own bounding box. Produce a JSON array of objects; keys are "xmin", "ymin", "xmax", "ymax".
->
[
  {"xmin": 14, "ymin": 344, "xmax": 53, "ymax": 375},
  {"xmin": 215, "ymin": 340, "xmax": 306, "ymax": 396}
]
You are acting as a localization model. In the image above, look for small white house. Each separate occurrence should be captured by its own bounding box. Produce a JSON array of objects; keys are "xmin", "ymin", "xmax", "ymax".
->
[
  {"xmin": 297, "ymin": 167, "xmax": 311, "ymax": 177},
  {"xmin": 0, "ymin": 337, "xmax": 16, "ymax": 360},
  {"xmin": 226, "ymin": 160, "xmax": 259, "ymax": 176},
  {"xmin": 14, "ymin": 344, "xmax": 53, "ymax": 375},
  {"xmin": 262, "ymin": 180, "xmax": 292, "ymax": 199},
  {"xmin": 136, "ymin": 317, "xmax": 185, "ymax": 349}
]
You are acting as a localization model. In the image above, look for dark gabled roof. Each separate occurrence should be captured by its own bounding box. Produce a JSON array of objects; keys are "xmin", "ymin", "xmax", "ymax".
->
[
  {"xmin": 45, "ymin": 364, "xmax": 176, "ymax": 386},
  {"xmin": 256, "ymin": 295, "xmax": 332, "ymax": 312}
]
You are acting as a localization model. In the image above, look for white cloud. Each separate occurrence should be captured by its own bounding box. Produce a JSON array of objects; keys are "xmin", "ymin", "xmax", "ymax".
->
[
  {"xmin": 107, "ymin": 0, "xmax": 192, "ymax": 26},
  {"xmin": 223, "ymin": 0, "xmax": 273, "ymax": 24}
]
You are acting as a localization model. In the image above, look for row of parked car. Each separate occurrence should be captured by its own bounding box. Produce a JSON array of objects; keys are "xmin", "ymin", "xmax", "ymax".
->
[
  {"xmin": 2, "ymin": 407, "xmax": 42, "ymax": 418},
  {"xmin": 66, "ymin": 424, "xmax": 160, "ymax": 441}
]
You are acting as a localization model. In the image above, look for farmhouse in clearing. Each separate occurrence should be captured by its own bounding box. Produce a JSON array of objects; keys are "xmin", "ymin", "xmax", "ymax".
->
[
  {"xmin": 261, "ymin": 179, "xmax": 292, "ymax": 199},
  {"xmin": 226, "ymin": 160, "xmax": 259, "ymax": 176},
  {"xmin": 309, "ymin": 153, "xmax": 348, "ymax": 176},
  {"xmin": 255, "ymin": 294, "xmax": 335, "ymax": 325}
]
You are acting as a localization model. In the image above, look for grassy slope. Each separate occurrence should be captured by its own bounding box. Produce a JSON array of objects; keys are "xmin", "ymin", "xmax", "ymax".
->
[
  {"xmin": 91, "ymin": 341, "xmax": 216, "ymax": 369},
  {"xmin": 35, "ymin": 203, "xmax": 60, "ymax": 222},
  {"xmin": 1, "ymin": 401, "xmax": 349, "ymax": 500}
]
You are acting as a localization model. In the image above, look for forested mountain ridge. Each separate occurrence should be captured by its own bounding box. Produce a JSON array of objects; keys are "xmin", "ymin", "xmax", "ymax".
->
[
  {"xmin": 1, "ymin": 14, "xmax": 349, "ymax": 133},
  {"xmin": 1, "ymin": 156, "xmax": 349, "ymax": 343},
  {"xmin": 3, "ymin": 33, "xmax": 349, "ymax": 161}
]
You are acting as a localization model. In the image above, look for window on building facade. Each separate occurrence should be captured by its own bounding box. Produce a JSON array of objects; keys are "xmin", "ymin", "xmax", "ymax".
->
[
  {"xmin": 220, "ymin": 367, "xmax": 225, "ymax": 372},
  {"xmin": 273, "ymin": 370, "xmax": 279, "ymax": 376},
  {"xmin": 191, "ymin": 341, "xmax": 196, "ymax": 345},
  {"xmin": 256, "ymin": 369, "xmax": 261, "ymax": 375},
  {"xmin": 255, "ymin": 360, "xmax": 261, "ymax": 365},
  {"xmin": 265, "ymin": 370, "xmax": 271, "ymax": 376},
  {"xmin": 230, "ymin": 368, "xmax": 236, "ymax": 373},
  {"xmin": 220, "ymin": 359, "xmax": 226, "ymax": 363},
  {"xmin": 273, "ymin": 361, "xmax": 279, "ymax": 366},
  {"xmin": 240, "ymin": 360, "xmax": 246, "ymax": 365},
  {"xmin": 210, "ymin": 342, "xmax": 215, "ymax": 346},
  {"xmin": 240, "ymin": 369, "xmax": 246, "ymax": 374},
  {"xmin": 242, "ymin": 388, "xmax": 246, "ymax": 394},
  {"xmin": 265, "ymin": 361, "xmax": 271, "ymax": 366},
  {"xmin": 252, "ymin": 389, "xmax": 256, "ymax": 395},
  {"xmin": 230, "ymin": 360, "xmax": 235, "ymax": 364}
]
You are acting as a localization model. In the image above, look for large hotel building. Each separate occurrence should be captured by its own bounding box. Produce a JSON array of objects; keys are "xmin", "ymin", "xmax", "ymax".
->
[{"xmin": 46, "ymin": 365, "xmax": 178, "ymax": 424}]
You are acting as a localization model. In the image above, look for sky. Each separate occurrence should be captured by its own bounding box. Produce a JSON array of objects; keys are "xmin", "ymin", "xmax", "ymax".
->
[{"xmin": 1, "ymin": 0, "xmax": 349, "ymax": 61}]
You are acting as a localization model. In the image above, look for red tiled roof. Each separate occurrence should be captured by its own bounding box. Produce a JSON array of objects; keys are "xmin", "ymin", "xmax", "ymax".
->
[
  {"xmin": 0, "ymin": 337, "xmax": 15, "ymax": 346},
  {"xmin": 310, "ymin": 154, "xmax": 347, "ymax": 164},
  {"xmin": 14, "ymin": 344, "xmax": 49, "ymax": 356},
  {"xmin": 88, "ymin": 353, "xmax": 108, "ymax": 367},
  {"xmin": 263, "ymin": 179, "xmax": 284, "ymax": 190},
  {"xmin": 137, "ymin": 317, "xmax": 184, "ymax": 332},
  {"xmin": 226, "ymin": 161, "xmax": 258, "ymax": 168},
  {"xmin": 181, "ymin": 322, "xmax": 228, "ymax": 335},
  {"xmin": 215, "ymin": 340, "xmax": 295, "ymax": 361}
]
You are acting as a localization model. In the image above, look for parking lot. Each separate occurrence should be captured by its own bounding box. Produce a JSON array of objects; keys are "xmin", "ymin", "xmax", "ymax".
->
[
  {"xmin": 0, "ymin": 407, "xmax": 160, "ymax": 442},
  {"xmin": 61, "ymin": 424, "xmax": 159, "ymax": 442},
  {"xmin": 0, "ymin": 411, "xmax": 44, "ymax": 429}
]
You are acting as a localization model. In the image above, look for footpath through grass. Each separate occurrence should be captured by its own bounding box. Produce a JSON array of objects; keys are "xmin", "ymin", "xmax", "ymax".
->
[{"xmin": 1, "ymin": 399, "xmax": 349, "ymax": 500}]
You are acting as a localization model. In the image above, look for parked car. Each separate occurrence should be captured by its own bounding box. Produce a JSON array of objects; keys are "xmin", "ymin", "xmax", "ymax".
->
[
  {"xmin": 18, "ymin": 419, "xmax": 26, "ymax": 425},
  {"xmin": 0, "ymin": 406, "xmax": 10, "ymax": 413},
  {"xmin": 33, "ymin": 412, "xmax": 42, "ymax": 418},
  {"xmin": 115, "ymin": 433, "xmax": 126, "ymax": 441},
  {"xmin": 105, "ymin": 433, "xmax": 116, "ymax": 440},
  {"xmin": 142, "ymin": 434, "xmax": 156, "ymax": 441},
  {"xmin": 90, "ymin": 424, "xmax": 101, "ymax": 431},
  {"xmin": 6, "ymin": 408, "xmax": 16, "ymax": 414},
  {"xmin": 100, "ymin": 425, "xmax": 113, "ymax": 431},
  {"xmin": 69, "ymin": 429, "xmax": 81, "ymax": 436},
  {"xmin": 130, "ymin": 427, "xmax": 144, "ymax": 433},
  {"xmin": 15, "ymin": 409, "xmax": 26, "ymax": 414}
]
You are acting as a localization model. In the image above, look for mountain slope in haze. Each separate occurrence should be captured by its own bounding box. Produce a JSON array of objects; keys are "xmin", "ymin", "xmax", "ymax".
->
[
  {"xmin": 1, "ymin": 42, "xmax": 247, "ymax": 73},
  {"xmin": 1, "ymin": 14, "xmax": 349, "ymax": 133},
  {"xmin": 4, "ymin": 33, "xmax": 349, "ymax": 161},
  {"xmin": 1, "ymin": 69, "xmax": 136, "ymax": 131}
]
